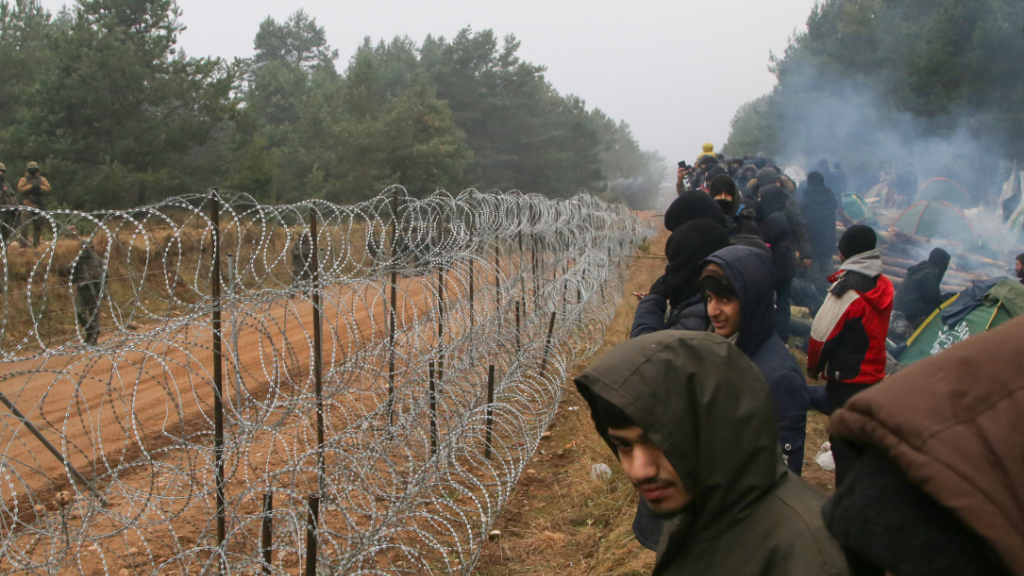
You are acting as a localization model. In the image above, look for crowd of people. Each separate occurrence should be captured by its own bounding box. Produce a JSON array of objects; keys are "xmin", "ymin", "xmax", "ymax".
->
[{"xmin": 578, "ymin": 144, "xmax": 1022, "ymax": 575}]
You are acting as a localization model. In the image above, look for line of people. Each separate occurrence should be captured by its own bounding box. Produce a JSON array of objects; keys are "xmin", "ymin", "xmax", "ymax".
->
[{"xmin": 580, "ymin": 144, "xmax": 1020, "ymax": 575}]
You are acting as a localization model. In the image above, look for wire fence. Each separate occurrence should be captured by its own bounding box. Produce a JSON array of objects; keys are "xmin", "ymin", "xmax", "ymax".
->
[{"xmin": 0, "ymin": 186, "xmax": 653, "ymax": 575}]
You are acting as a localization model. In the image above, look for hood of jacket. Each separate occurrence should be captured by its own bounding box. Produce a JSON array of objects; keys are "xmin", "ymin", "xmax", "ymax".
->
[
  {"xmin": 829, "ymin": 250, "xmax": 893, "ymax": 309},
  {"xmin": 827, "ymin": 315, "xmax": 1024, "ymax": 574},
  {"xmin": 758, "ymin": 185, "xmax": 789, "ymax": 215},
  {"xmin": 575, "ymin": 331, "xmax": 785, "ymax": 565},
  {"xmin": 664, "ymin": 191, "xmax": 727, "ymax": 232},
  {"xmin": 702, "ymin": 246, "xmax": 776, "ymax": 357},
  {"xmin": 664, "ymin": 220, "xmax": 732, "ymax": 307}
]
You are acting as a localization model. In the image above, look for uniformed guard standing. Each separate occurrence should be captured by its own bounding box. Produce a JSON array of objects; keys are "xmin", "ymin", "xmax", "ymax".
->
[
  {"xmin": 72, "ymin": 242, "xmax": 104, "ymax": 345},
  {"xmin": 0, "ymin": 163, "xmax": 20, "ymax": 246},
  {"xmin": 17, "ymin": 161, "xmax": 51, "ymax": 248}
]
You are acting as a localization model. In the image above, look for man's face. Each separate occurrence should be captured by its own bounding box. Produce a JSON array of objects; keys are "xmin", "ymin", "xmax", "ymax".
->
[
  {"xmin": 713, "ymin": 191, "xmax": 734, "ymax": 203},
  {"xmin": 707, "ymin": 291, "xmax": 741, "ymax": 338},
  {"xmin": 28, "ymin": 169, "xmax": 38, "ymax": 177},
  {"xmin": 607, "ymin": 425, "xmax": 690, "ymax": 517}
]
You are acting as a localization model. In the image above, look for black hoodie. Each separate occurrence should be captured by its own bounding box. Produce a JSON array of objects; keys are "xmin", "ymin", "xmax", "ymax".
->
[{"xmin": 758, "ymin": 185, "xmax": 797, "ymax": 280}]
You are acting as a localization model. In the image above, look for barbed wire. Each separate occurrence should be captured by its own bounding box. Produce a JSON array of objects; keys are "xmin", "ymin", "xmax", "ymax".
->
[{"xmin": 0, "ymin": 186, "xmax": 653, "ymax": 575}]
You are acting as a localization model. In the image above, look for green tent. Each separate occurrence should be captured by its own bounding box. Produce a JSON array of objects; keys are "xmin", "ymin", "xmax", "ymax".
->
[
  {"xmin": 899, "ymin": 280, "xmax": 1024, "ymax": 367},
  {"xmin": 841, "ymin": 194, "xmax": 874, "ymax": 223},
  {"xmin": 916, "ymin": 178, "xmax": 973, "ymax": 209},
  {"xmin": 890, "ymin": 200, "xmax": 978, "ymax": 245}
]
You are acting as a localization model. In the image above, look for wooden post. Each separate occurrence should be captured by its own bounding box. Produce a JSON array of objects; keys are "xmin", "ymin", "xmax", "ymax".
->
[
  {"xmin": 387, "ymin": 196, "xmax": 399, "ymax": 426},
  {"xmin": 210, "ymin": 189, "xmax": 226, "ymax": 548},
  {"xmin": 310, "ymin": 211, "xmax": 325, "ymax": 494},
  {"xmin": 303, "ymin": 495, "xmax": 320, "ymax": 576},
  {"xmin": 484, "ymin": 365, "xmax": 495, "ymax": 460},
  {"xmin": 261, "ymin": 492, "xmax": 273, "ymax": 574}
]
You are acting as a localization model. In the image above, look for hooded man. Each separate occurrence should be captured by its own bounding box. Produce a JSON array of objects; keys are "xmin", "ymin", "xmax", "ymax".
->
[
  {"xmin": 708, "ymin": 174, "xmax": 760, "ymax": 239},
  {"xmin": 0, "ymin": 163, "xmax": 19, "ymax": 246},
  {"xmin": 823, "ymin": 315, "xmax": 1024, "ymax": 576},
  {"xmin": 662, "ymin": 190, "xmax": 727, "ymax": 234},
  {"xmin": 575, "ymin": 331, "xmax": 849, "ymax": 576},
  {"xmin": 17, "ymin": 161, "xmax": 51, "ymax": 248},
  {"xmin": 700, "ymin": 245, "xmax": 809, "ymax": 474},
  {"xmin": 735, "ymin": 163, "xmax": 758, "ymax": 195},
  {"xmin": 757, "ymin": 185, "xmax": 799, "ymax": 341},
  {"xmin": 631, "ymin": 220, "xmax": 731, "ymax": 338},
  {"xmin": 807, "ymin": 224, "xmax": 893, "ymax": 486},
  {"xmin": 800, "ymin": 171, "xmax": 839, "ymax": 289},
  {"xmin": 892, "ymin": 248, "xmax": 953, "ymax": 327},
  {"xmin": 749, "ymin": 167, "xmax": 813, "ymax": 269}
]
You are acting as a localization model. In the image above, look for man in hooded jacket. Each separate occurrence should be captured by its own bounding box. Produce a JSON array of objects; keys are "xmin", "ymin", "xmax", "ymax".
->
[
  {"xmin": 631, "ymin": 220, "xmax": 731, "ymax": 338},
  {"xmin": 758, "ymin": 185, "xmax": 799, "ymax": 342},
  {"xmin": 708, "ymin": 174, "xmax": 759, "ymax": 239},
  {"xmin": 892, "ymin": 248, "xmax": 953, "ymax": 327},
  {"xmin": 701, "ymin": 245, "xmax": 809, "ymax": 474},
  {"xmin": 800, "ymin": 171, "xmax": 839, "ymax": 290},
  {"xmin": 662, "ymin": 190, "xmax": 727, "ymax": 234},
  {"xmin": 749, "ymin": 167, "xmax": 813, "ymax": 268},
  {"xmin": 823, "ymin": 315, "xmax": 1024, "ymax": 576},
  {"xmin": 575, "ymin": 331, "xmax": 849, "ymax": 576}
]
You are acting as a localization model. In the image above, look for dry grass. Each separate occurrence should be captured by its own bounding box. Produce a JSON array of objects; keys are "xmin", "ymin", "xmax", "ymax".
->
[{"xmin": 473, "ymin": 226, "xmax": 836, "ymax": 575}]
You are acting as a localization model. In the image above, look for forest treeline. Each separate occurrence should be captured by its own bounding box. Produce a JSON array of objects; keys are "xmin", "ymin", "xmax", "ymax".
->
[
  {"xmin": 0, "ymin": 0, "xmax": 665, "ymax": 210},
  {"xmin": 723, "ymin": 0, "xmax": 1024, "ymax": 182}
]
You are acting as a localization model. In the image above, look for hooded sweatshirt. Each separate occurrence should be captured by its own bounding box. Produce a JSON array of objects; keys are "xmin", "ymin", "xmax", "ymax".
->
[
  {"xmin": 758, "ymin": 185, "xmax": 798, "ymax": 281},
  {"xmin": 799, "ymin": 172, "xmax": 838, "ymax": 260},
  {"xmin": 663, "ymin": 191, "xmax": 727, "ymax": 233},
  {"xmin": 703, "ymin": 246, "xmax": 809, "ymax": 473},
  {"xmin": 575, "ymin": 331, "xmax": 848, "ymax": 576},
  {"xmin": 807, "ymin": 249, "xmax": 894, "ymax": 384},
  {"xmin": 631, "ymin": 221, "xmax": 731, "ymax": 338},
  {"xmin": 892, "ymin": 251, "xmax": 950, "ymax": 325},
  {"xmin": 824, "ymin": 315, "xmax": 1024, "ymax": 575}
]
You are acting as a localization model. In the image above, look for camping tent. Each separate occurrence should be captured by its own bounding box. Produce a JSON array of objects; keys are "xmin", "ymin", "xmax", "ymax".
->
[
  {"xmin": 841, "ymin": 194, "xmax": 875, "ymax": 224},
  {"xmin": 890, "ymin": 200, "xmax": 978, "ymax": 245},
  {"xmin": 899, "ymin": 279, "xmax": 1024, "ymax": 367},
  {"xmin": 916, "ymin": 178, "xmax": 973, "ymax": 209}
]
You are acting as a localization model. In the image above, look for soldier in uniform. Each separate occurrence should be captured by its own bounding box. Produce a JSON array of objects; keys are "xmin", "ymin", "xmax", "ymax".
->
[
  {"xmin": 72, "ymin": 242, "xmax": 104, "ymax": 345},
  {"xmin": 291, "ymin": 232, "xmax": 313, "ymax": 297},
  {"xmin": 17, "ymin": 161, "xmax": 51, "ymax": 248},
  {"xmin": 0, "ymin": 163, "xmax": 20, "ymax": 246}
]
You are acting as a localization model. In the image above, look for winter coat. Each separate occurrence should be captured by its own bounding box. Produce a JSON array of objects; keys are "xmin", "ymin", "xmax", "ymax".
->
[
  {"xmin": 892, "ymin": 260, "xmax": 947, "ymax": 326},
  {"xmin": 631, "ymin": 294, "xmax": 706, "ymax": 338},
  {"xmin": 757, "ymin": 186, "xmax": 797, "ymax": 281},
  {"xmin": 704, "ymin": 245, "xmax": 809, "ymax": 474},
  {"xmin": 17, "ymin": 173, "xmax": 50, "ymax": 209},
  {"xmin": 575, "ymin": 331, "xmax": 849, "ymax": 576},
  {"xmin": 631, "ymin": 221, "xmax": 730, "ymax": 338},
  {"xmin": 799, "ymin": 179, "xmax": 838, "ymax": 260},
  {"xmin": 825, "ymin": 315, "xmax": 1024, "ymax": 575},
  {"xmin": 807, "ymin": 249, "xmax": 894, "ymax": 384}
]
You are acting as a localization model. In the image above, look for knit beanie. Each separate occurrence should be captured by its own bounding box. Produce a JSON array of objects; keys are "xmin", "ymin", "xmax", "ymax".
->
[
  {"xmin": 754, "ymin": 168, "xmax": 780, "ymax": 187},
  {"xmin": 708, "ymin": 175, "xmax": 738, "ymax": 198},
  {"xmin": 928, "ymin": 248, "xmax": 951, "ymax": 269},
  {"xmin": 839, "ymin": 225, "xmax": 877, "ymax": 259},
  {"xmin": 807, "ymin": 171, "xmax": 826, "ymax": 186}
]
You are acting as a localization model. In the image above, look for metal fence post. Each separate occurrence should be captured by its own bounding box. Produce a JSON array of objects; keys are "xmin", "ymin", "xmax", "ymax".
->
[
  {"xmin": 310, "ymin": 210, "xmax": 325, "ymax": 495},
  {"xmin": 209, "ymin": 189, "xmax": 226, "ymax": 549}
]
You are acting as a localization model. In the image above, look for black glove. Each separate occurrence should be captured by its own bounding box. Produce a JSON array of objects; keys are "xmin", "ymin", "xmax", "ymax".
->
[{"xmin": 648, "ymin": 275, "xmax": 670, "ymax": 298}]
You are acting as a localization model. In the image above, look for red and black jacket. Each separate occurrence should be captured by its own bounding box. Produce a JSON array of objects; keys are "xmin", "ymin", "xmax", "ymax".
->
[{"xmin": 808, "ymin": 250, "xmax": 894, "ymax": 384}]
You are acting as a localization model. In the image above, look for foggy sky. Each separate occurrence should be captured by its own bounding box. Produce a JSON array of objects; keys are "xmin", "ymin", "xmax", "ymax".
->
[{"xmin": 39, "ymin": 0, "xmax": 817, "ymax": 173}]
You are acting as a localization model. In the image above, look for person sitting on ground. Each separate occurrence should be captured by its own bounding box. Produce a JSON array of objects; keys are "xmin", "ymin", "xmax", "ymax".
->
[
  {"xmin": 892, "ymin": 248, "xmax": 954, "ymax": 328},
  {"xmin": 631, "ymin": 221, "xmax": 731, "ymax": 338},
  {"xmin": 807, "ymin": 225, "xmax": 893, "ymax": 487},
  {"xmin": 575, "ymin": 331, "xmax": 849, "ymax": 576},
  {"xmin": 758, "ymin": 185, "xmax": 799, "ymax": 342},
  {"xmin": 701, "ymin": 245, "xmax": 809, "ymax": 475},
  {"xmin": 823, "ymin": 315, "xmax": 1023, "ymax": 576}
]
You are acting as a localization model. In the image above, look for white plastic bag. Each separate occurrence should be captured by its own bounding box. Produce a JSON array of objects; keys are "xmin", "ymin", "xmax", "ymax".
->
[{"xmin": 813, "ymin": 441, "xmax": 835, "ymax": 472}]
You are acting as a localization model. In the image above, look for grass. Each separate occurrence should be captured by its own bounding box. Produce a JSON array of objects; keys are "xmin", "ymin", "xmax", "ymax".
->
[{"xmin": 473, "ymin": 226, "xmax": 835, "ymax": 575}]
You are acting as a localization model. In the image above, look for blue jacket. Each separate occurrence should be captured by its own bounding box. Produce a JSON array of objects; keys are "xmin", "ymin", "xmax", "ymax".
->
[
  {"xmin": 704, "ymin": 246, "xmax": 810, "ymax": 474},
  {"xmin": 630, "ymin": 294, "xmax": 706, "ymax": 338}
]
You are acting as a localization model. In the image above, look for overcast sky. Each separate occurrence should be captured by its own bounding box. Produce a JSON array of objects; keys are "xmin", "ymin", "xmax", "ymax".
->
[{"xmin": 42, "ymin": 0, "xmax": 817, "ymax": 170}]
